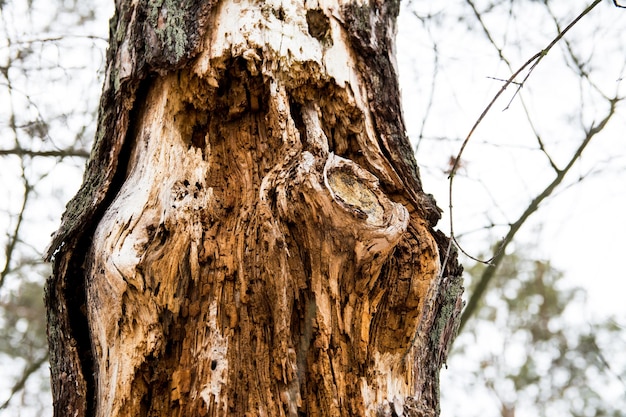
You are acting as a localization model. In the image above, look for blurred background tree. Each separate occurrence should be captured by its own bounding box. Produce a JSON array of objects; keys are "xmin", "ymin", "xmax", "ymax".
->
[
  {"xmin": 0, "ymin": 0, "xmax": 109, "ymax": 414},
  {"xmin": 444, "ymin": 243, "xmax": 626, "ymax": 416},
  {"xmin": 0, "ymin": 0, "xmax": 624, "ymax": 416}
]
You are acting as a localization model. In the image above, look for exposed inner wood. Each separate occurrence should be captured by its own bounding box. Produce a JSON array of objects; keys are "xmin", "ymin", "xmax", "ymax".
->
[{"xmin": 82, "ymin": 1, "xmax": 448, "ymax": 416}]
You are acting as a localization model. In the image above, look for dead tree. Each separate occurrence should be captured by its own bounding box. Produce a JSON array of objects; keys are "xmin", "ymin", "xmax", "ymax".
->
[{"xmin": 45, "ymin": 1, "xmax": 463, "ymax": 416}]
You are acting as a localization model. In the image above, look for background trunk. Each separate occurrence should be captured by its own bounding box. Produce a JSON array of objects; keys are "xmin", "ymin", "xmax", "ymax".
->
[{"xmin": 45, "ymin": 1, "xmax": 463, "ymax": 416}]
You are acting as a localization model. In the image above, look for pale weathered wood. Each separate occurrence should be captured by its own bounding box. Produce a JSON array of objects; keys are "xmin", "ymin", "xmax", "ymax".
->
[{"xmin": 46, "ymin": 1, "xmax": 463, "ymax": 416}]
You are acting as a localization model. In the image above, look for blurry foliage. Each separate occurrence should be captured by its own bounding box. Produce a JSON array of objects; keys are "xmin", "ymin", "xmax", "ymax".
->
[
  {"xmin": 0, "ymin": 279, "xmax": 47, "ymax": 358},
  {"xmin": 447, "ymin": 249, "xmax": 626, "ymax": 417}
]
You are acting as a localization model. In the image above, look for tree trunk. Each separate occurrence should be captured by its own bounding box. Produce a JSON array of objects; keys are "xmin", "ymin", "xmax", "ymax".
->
[{"xmin": 45, "ymin": 1, "xmax": 463, "ymax": 416}]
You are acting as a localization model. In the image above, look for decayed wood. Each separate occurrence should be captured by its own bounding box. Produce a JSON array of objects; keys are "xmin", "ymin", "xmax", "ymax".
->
[{"xmin": 46, "ymin": 1, "xmax": 463, "ymax": 416}]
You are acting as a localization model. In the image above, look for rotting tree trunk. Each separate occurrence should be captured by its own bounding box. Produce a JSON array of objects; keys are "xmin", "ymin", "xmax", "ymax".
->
[{"xmin": 45, "ymin": 1, "xmax": 463, "ymax": 416}]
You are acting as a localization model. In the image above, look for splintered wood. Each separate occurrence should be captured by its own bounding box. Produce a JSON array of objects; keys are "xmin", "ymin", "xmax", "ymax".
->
[{"xmin": 74, "ymin": 1, "xmax": 458, "ymax": 416}]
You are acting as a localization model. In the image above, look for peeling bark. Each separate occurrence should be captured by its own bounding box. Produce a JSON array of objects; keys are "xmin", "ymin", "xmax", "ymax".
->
[{"xmin": 46, "ymin": 1, "xmax": 463, "ymax": 416}]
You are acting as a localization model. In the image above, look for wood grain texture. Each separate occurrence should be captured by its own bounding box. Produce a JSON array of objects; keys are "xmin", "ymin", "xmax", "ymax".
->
[{"xmin": 46, "ymin": 1, "xmax": 463, "ymax": 416}]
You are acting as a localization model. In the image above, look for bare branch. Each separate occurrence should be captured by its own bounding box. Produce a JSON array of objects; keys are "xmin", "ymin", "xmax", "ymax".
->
[
  {"xmin": 0, "ymin": 174, "xmax": 31, "ymax": 290},
  {"xmin": 0, "ymin": 148, "xmax": 90, "ymax": 158},
  {"xmin": 442, "ymin": 0, "xmax": 604, "ymax": 270},
  {"xmin": 411, "ymin": 12, "xmax": 441, "ymax": 154},
  {"xmin": 0, "ymin": 353, "xmax": 49, "ymax": 411},
  {"xmin": 0, "ymin": 34, "xmax": 108, "ymax": 49},
  {"xmin": 457, "ymin": 97, "xmax": 621, "ymax": 334},
  {"xmin": 464, "ymin": 0, "xmax": 512, "ymax": 66},
  {"xmin": 467, "ymin": 1, "xmax": 561, "ymax": 171}
]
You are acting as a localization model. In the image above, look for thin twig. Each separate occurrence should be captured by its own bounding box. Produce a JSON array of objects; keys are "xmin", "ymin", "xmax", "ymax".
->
[
  {"xmin": 457, "ymin": 97, "xmax": 620, "ymax": 334},
  {"xmin": 0, "ymin": 148, "xmax": 90, "ymax": 158},
  {"xmin": 0, "ymin": 164, "xmax": 32, "ymax": 290},
  {"xmin": 0, "ymin": 353, "xmax": 49, "ymax": 410},
  {"xmin": 444, "ymin": 0, "xmax": 603, "ymax": 269},
  {"xmin": 0, "ymin": 34, "xmax": 108, "ymax": 50}
]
